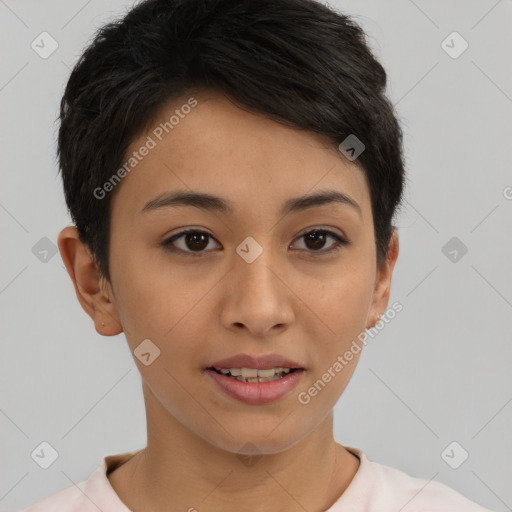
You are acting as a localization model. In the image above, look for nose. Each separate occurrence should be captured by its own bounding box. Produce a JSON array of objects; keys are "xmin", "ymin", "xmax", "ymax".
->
[{"xmin": 220, "ymin": 242, "xmax": 294, "ymax": 338}]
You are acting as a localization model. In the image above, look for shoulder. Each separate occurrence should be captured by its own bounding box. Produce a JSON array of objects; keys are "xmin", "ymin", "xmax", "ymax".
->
[
  {"xmin": 18, "ymin": 451, "xmax": 138, "ymax": 512},
  {"xmin": 373, "ymin": 461, "xmax": 492, "ymax": 511},
  {"xmin": 338, "ymin": 446, "xmax": 494, "ymax": 512},
  {"xmin": 19, "ymin": 484, "xmax": 86, "ymax": 511}
]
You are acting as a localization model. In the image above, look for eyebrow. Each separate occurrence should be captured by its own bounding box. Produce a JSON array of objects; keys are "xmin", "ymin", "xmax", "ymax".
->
[{"xmin": 141, "ymin": 189, "xmax": 362, "ymax": 218}]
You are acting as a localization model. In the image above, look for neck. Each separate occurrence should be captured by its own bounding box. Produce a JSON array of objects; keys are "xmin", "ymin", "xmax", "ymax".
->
[{"xmin": 108, "ymin": 384, "xmax": 360, "ymax": 512}]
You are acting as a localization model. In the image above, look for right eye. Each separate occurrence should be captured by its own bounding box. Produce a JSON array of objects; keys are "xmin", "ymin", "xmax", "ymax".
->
[{"xmin": 161, "ymin": 229, "xmax": 221, "ymax": 257}]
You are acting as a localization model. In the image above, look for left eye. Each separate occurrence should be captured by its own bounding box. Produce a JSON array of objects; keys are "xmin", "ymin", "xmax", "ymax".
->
[
  {"xmin": 161, "ymin": 229, "xmax": 348, "ymax": 257},
  {"xmin": 293, "ymin": 229, "xmax": 348, "ymax": 254}
]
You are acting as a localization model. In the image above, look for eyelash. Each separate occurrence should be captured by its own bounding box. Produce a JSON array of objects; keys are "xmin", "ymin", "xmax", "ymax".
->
[{"xmin": 161, "ymin": 228, "xmax": 349, "ymax": 258}]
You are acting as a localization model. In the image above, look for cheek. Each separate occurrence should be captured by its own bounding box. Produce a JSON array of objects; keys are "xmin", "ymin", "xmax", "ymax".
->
[
  {"xmin": 295, "ymin": 274, "xmax": 370, "ymax": 413},
  {"xmin": 109, "ymin": 242, "xmax": 187, "ymax": 333},
  {"xmin": 306, "ymin": 264, "xmax": 375, "ymax": 339},
  {"xmin": 298, "ymin": 263, "xmax": 374, "ymax": 400},
  {"xmin": 111, "ymin": 261, "xmax": 213, "ymax": 381}
]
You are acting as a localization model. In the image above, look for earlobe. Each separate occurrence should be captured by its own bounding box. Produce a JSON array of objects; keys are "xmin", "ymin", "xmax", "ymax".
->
[{"xmin": 57, "ymin": 226, "xmax": 123, "ymax": 336}]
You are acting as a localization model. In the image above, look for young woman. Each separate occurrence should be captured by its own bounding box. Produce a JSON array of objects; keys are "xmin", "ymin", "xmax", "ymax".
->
[{"xmin": 23, "ymin": 0, "xmax": 493, "ymax": 510}]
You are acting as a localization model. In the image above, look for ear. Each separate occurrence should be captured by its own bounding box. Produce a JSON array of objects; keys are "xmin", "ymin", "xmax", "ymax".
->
[
  {"xmin": 366, "ymin": 229, "xmax": 399, "ymax": 329},
  {"xmin": 57, "ymin": 226, "xmax": 123, "ymax": 336}
]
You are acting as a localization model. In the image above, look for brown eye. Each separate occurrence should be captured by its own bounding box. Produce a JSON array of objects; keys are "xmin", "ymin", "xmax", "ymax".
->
[
  {"xmin": 292, "ymin": 229, "xmax": 348, "ymax": 255},
  {"xmin": 304, "ymin": 231, "xmax": 328, "ymax": 250},
  {"xmin": 182, "ymin": 232, "xmax": 209, "ymax": 251},
  {"xmin": 162, "ymin": 229, "xmax": 220, "ymax": 256}
]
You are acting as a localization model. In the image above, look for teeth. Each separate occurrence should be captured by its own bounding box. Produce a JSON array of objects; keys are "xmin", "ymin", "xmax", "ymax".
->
[
  {"xmin": 215, "ymin": 367, "xmax": 294, "ymax": 382},
  {"xmin": 256, "ymin": 368, "xmax": 277, "ymax": 378},
  {"xmin": 217, "ymin": 367, "xmax": 291, "ymax": 376}
]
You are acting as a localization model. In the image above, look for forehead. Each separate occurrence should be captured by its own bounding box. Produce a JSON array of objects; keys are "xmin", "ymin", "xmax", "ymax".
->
[{"xmin": 110, "ymin": 90, "xmax": 370, "ymax": 221}]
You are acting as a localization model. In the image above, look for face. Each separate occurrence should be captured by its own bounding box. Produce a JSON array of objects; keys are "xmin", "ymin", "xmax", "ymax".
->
[{"xmin": 61, "ymin": 90, "xmax": 398, "ymax": 455}]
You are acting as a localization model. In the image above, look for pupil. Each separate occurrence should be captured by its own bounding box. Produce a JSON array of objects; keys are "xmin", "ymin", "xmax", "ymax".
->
[
  {"xmin": 186, "ymin": 232, "xmax": 208, "ymax": 251},
  {"xmin": 306, "ymin": 231, "xmax": 326, "ymax": 250}
]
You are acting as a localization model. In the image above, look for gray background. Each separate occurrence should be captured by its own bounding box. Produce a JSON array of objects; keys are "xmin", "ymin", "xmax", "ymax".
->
[{"xmin": 1, "ymin": 1, "xmax": 511, "ymax": 511}]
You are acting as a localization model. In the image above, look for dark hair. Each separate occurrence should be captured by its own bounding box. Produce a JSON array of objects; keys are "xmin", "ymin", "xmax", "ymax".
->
[{"xmin": 58, "ymin": 0, "xmax": 406, "ymax": 283}]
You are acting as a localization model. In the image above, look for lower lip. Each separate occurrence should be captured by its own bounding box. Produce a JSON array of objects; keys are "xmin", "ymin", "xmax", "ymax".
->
[{"xmin": 205, "ymin": 369, "xmax": 305, "ymax": 405}]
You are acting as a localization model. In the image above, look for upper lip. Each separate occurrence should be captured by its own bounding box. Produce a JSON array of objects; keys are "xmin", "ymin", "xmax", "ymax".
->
[{"xmin": 208, "ymin": 353, "xmax": 304, "ymax": 370}]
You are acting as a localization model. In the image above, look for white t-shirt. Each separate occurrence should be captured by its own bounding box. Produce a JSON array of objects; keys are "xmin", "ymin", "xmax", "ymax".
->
[{"xmin": 20, "ymin": 445, "xmax": 493, "ymax": 511}]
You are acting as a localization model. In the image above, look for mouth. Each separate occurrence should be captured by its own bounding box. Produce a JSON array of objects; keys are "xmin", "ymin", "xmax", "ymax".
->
[
  {"xmin": 207, "ymin": 366, "xmax": 301, "ymax": 383},
  {"xmin": 205, "ymin": 366, "xmax": 306, "ymax": 405},
  {"xmin": 204, "ymin": 353, "xmax": 306, "ymax": 404}
]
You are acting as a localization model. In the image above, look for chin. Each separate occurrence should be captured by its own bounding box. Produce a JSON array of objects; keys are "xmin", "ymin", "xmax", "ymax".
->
[{"xmin": 198, "ymin": 420, "xmax": 313, "ymax": 456}]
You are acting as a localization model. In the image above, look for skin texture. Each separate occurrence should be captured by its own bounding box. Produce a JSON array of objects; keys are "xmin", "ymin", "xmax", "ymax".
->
[{"xmin": 58, "ymin": 90, "xmax": 399, "ymax": 512}]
